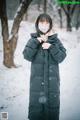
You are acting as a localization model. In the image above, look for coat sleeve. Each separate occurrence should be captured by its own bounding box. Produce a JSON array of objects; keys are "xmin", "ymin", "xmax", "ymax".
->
[
  {"xmin": 48, "ymin": 38, "xmax": 67, "ymax": 63},
  {"xmin": 22, "ymin": 37, "xmax": 40, "ymax": 62}
]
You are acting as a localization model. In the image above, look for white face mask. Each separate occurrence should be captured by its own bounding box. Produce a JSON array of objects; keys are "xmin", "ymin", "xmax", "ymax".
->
[{"xmin": 38, "ymin": 22, "xmax": 50, "ymax": 33}]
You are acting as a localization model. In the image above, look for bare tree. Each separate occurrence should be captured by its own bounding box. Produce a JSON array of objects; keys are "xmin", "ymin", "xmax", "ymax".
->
[
  {"xmin": 0, "ymin": 0, "xmax": 10, "ymax": 67},
  {"xmin": 0, "ymin": 0, "xmax": 32, "ymax": 68},
  {"xmin": 58, "ymin": 6, "xmax": 63, "ymax": 28},
  {"xmin": 75, "ymin": 5, "xmax": 80, "ymax": 30},
  {"xmin": 43, "ymin": 0, "xmax": 47, "ymax": 13},
  {"xmin": 61, "ymin": 3, "xmax": 77, "ymax": 31},
  {"xmin": 37, "ymin": 1, "xmax": 42, "ymax": 11}
]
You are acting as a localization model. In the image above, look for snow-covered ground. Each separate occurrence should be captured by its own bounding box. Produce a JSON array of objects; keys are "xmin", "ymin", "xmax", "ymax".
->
[{"xmin": 0, "ymin": 21, "xmax": 80, "ymax": 120}]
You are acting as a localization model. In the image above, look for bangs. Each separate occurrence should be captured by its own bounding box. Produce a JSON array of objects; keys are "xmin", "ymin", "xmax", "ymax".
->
[{"xmin": 38, "ymin": 16, "xmax": 50, "ymax": 23}]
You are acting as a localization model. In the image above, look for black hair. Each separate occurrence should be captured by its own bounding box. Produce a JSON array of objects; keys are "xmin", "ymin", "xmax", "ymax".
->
[{"xmin": 35, "ymin": 13, "xmax": 53, "ymax": 35}]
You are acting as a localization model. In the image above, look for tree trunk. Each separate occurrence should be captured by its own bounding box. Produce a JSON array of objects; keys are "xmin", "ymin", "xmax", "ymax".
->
[
  {"xmin": 61, "ymin": 4, "xmax": 76, "ymax": 31},
  {"xmin": 0, "ymin": 0, "xmax": 13, "ymax": 68},
  {"xmin": 43, "ymin": 0, "xmax": 47, "ymax": 13},
  {"xmin": 9, "ymin": 0, "xmax": 32, "ymax": 67},
  {"xmin": 0, "ymin": 0, "xmax": 32, "ymax": 68},
  {"xmin": 58, "ymin": 7, "xmax": 63, "ymax": 28},
  {"xmin": 1, "ymin": 19, "xmax": 12, "ymax": 68},
  {"xmin": 75, "ymin": 5, "xmax": 80, "ymax": 30},
  {"xmin": 37, "ymin": 1, "xmax": 41, "ymax": 11},
  {"xmin": 66, "ymin": 14, "xmax": 72, "ymax": 31}
]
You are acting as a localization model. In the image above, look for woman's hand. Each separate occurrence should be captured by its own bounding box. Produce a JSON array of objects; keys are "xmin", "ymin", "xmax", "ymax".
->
[
  {"xmin": 37, "ymin": 37, "xmax": 43, "ymax": 43},
  {"xmin": 37, "ymin": 35, "xmax": 48, "ymax": 43},
  {"xmin": 40, "ymin": 35, "xmax": 48, "ymax": 42},
  {"xmin": 42, "ymin": 43, "xmax": 51, "ymax": 49}
]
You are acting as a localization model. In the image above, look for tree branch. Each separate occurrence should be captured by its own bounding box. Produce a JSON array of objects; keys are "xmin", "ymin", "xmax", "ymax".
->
[
  {"xmin": 11, "ymin": 0, "xmax": 32, "ymax": 36},
  {"xmin": 61, "ymin": 5, "xmax": 69, "ymax": 16},
  {"xmin": 71, "ymin": 4, "xmax": 77, "ymax": 16}
]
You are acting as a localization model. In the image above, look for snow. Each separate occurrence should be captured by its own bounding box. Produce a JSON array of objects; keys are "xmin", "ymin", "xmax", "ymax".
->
[
  {"xmin": 59, "ymin": 45, "xmax": 80, "ymax": 120},
  {"xmin": 0, "ymin": 21, "xmax": 80, "ymax": 120}
]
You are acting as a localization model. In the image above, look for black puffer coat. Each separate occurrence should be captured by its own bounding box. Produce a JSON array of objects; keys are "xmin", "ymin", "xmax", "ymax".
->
[{"xmin": 23, "ymin": 32, "xmax": 66, "ymax": 120}]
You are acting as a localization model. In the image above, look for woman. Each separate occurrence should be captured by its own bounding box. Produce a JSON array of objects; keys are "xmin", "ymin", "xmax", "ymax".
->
[{"xmin": 23, "ymin": 13, "xmax": 67, "ymax": 120}]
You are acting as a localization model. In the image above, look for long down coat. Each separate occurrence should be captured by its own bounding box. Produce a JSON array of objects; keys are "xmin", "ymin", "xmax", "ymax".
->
[{"xmin": 23, "ymin": 32, "xmax": 66, "ymax": 120}]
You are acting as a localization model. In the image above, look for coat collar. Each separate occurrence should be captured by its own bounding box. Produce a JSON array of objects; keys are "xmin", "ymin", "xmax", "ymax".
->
[{"xmin": 31, "ymin": 32, "xmax": 58, "ymax": 43}]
